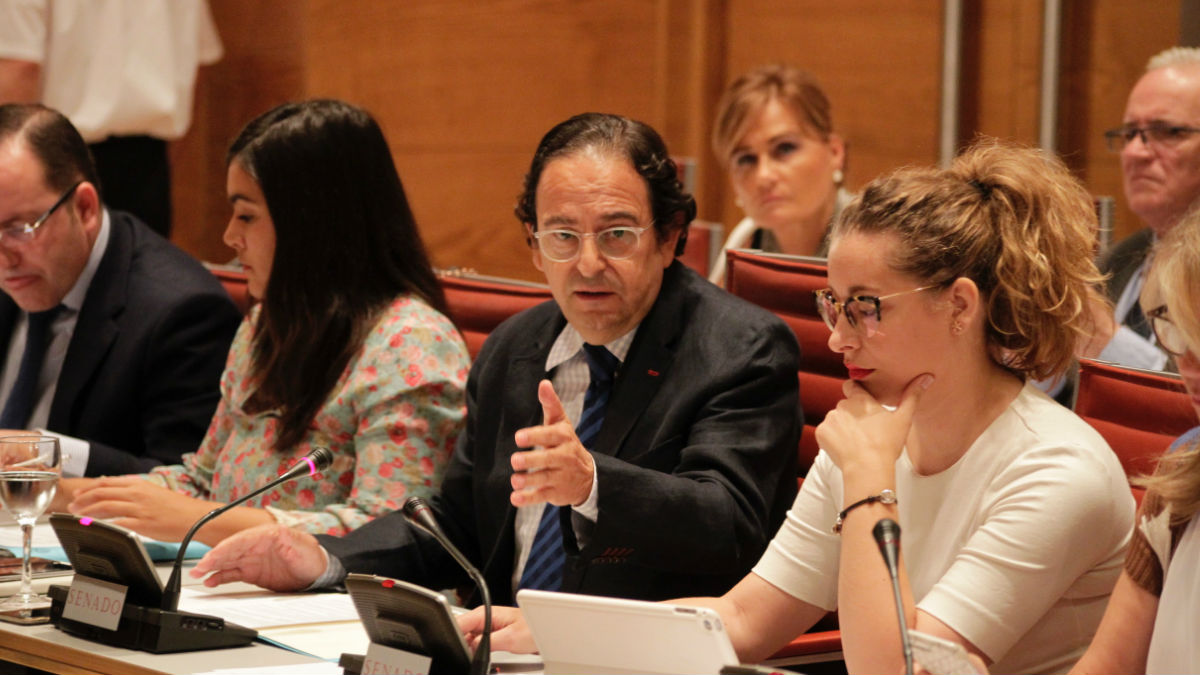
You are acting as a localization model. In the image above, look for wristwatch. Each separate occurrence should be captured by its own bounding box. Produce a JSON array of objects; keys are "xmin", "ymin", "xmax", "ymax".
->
[{"xmin": 832, "ymin": 488, "xmax": 897, "ymax": 534}]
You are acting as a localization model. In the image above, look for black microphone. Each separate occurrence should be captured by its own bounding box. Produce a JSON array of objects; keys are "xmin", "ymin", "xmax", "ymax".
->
[
  {"xmin": 873, "ymin": 518, "xmax": 913, "ymax": 675},
  {"xmin": 161, "ymin": 446, "xmax": 334, "ymax": 612},
  {"xmin": 402, "ymin": 496, "xmax": 491, "ymax": 675}
]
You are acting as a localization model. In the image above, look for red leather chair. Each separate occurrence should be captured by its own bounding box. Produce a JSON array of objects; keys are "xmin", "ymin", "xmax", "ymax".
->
[
  {"xmin": 206, "ymin": 265, "xmax": 254, "ymax": 316},
  {"xmin": 725, "ymin": 250, "xmax": 845, "ymax": 664},
  {"xmin": 725, "ymin": 249, "xmax": 845, "ymax": 475},
  {"xmin": 437, "ymin": 271, "xmax": 553, "ymax": 358},
  {"xmin": 677, "ymin": 220, "xmax": 723, "ymax": 279},
  {"xmin": 1074, "ymin": 358, "xmax": 1197, "ymax": 505}
]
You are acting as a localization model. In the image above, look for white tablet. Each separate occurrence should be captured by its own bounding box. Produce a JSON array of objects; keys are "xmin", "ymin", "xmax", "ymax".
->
[{"xmin": 517, "ymin": 589, "xmax": 739, "ymax": 675}]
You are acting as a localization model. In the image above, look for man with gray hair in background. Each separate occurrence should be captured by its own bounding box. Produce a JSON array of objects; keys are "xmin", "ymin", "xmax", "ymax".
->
[{"xmin": 1093, "ymin": 47, "xmax": 1200, "ymax": 370}]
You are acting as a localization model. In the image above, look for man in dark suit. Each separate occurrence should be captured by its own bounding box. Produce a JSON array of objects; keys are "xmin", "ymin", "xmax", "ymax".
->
[
  {"xmin": 192, "ymin": 112, "xmax": 800, "ymax": 612},
  {"xmin": 1092, "ymin": 47, "xmax": 1200, "ymax": 371},
  {"xmin": 0, "ymin": 103, "xmax": 240, "ymax": 476}
]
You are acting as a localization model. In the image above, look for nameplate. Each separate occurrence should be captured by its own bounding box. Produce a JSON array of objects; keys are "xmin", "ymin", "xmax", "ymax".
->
[
  {"xmin": 61, "ymin": 574, "xmax": 127, "ymax": 631},
  {"xmin": 362, "ymin": 642, "xmax": 433, "ymax": 675}
]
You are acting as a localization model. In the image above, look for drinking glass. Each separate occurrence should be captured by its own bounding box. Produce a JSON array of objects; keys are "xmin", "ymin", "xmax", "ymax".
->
[{"xmin": 0, "ymin": 435, "xmax": 61, "ymax": 616}]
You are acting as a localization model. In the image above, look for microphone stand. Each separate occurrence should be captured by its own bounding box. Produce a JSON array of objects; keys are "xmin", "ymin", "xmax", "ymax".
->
[
  {"xmin": 873, "ymin": 518, "xmax": 913, "ymax": 675},
  {"xmin": 403, "ymin": 497, "xmax": 491, "ymax": 675}
]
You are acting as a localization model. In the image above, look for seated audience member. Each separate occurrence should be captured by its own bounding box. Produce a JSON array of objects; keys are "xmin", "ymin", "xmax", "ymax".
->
[
  {"xmin": 467, "ymin": 141, "xmax": 1136, "ymax": 674},
  {"xmin": 709, "ymin": 64, "xmax": 850, "ymax": 286},
  {"xmin": 191, "ymin": 112, "xmax": 801, "ymax": 606},
  {"xmin": 1093, "ymin": 47, "xmax": 1200, "ymax": 371},
  {"xmin": 60, "ymin": 100, "xmax": 469, "ymax": 546},
  {"xmin": 1070, "ymin": 209, "xmax": 1200, "ymax": 675},
  {"xmin": 0, "ymin": 103, "xmax": 239, "ymax": 476}
]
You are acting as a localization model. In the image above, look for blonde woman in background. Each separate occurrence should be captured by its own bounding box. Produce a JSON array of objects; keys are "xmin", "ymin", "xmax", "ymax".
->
[
  {"xmin": 709, "ymin": 64, "xmax": 850, "ymax": 286},
  {"xmin": 1071, "ymin": 209, "xmax": 1200, "ymax": 675}
]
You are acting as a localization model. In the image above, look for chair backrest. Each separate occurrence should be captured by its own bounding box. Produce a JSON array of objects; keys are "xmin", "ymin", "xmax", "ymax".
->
[
  {"xmin": 1075, "ymin": 358, "xmax": 1197, "ymax": 504},
  {"xmin": 205, "ymin": 264, "xmax": 254, "ymax": 316},
  {"xmin": 725, "ymin": 249, "xmax": 843, "ymax": 474},
  {"xmin": 437, "ymin": 271, "xmax": 554, "ymax": 358},
  {"xmin": 678, "ymin": 220, "xmax": 723, "ymax": 279}
]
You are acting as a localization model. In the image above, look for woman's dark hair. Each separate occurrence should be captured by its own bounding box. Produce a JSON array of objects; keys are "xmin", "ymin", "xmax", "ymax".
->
[
  {"xmin": 514, "ymin": 112, "xmax": 696, "ymax": 256},
  {"xmin": 227, "ymin": 99, "xmax": 445, "ymax": 452}
]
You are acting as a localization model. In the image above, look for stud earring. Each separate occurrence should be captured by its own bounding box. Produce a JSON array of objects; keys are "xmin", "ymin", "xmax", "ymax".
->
[
  {"xmin": 832, "ymin": 169, "xmax": 844, "ymax": 185},
  {"xmin": 951, "ymin": 320, "xmax": 964, "ymax": 335}
]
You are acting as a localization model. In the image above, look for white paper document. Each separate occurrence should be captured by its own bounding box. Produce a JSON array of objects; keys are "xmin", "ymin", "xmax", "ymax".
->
[
  {"xmin": 190, "ymin": 664, "xmax": 342, "ymax": 675},
  {"xmin": 178, "ymin": 586, "xmax": 359, "ymax": 629}
]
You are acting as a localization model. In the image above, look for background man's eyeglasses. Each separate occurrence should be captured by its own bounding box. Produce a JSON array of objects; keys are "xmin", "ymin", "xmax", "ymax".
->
[
  {"xmin": 531, "ymin": 225, "xmax": 649, "ymax": 262},
  {"xmin": 1104, "ymin": 123, "xmax": 1200, "ymax": 152},
  {"xmin": 1146, "ymin": 305, "xmax": 1188, "ymax": 356},
  {"xmin": 814, "ymin": 285, "xmax": 937, "ymax": 338},
  {"xmin": 0, "ymin": 182, "xmax": 82, "ymax": 244}
]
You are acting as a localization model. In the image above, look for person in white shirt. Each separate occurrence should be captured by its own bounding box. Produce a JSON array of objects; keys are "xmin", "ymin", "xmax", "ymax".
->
[{"xmin": 0, "ymin": 0, "xmax": 223, "ymax": 236}]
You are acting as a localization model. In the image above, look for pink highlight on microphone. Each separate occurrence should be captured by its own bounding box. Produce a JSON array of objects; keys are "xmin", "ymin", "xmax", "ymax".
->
[
  {"xmin": 80, "ymin": 517, "xmax": 93, "ymax": 526},
  {"xmin": 302, "ymin": 456, "xmax": 316, "ymax": 476}
]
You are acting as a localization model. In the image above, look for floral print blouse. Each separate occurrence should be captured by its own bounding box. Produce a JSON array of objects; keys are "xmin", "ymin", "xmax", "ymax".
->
[{"xmin": 146, "ymin": 294, "xmax": 469, "ymax": 536}]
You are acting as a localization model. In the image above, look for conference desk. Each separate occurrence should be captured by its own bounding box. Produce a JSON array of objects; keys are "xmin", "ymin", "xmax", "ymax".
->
[{"xmin": 0, "ymin": 560, "xmax": 354, "ymax": 675}]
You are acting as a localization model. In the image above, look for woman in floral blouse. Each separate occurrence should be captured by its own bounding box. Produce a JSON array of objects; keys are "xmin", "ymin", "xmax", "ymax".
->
[{"xmin": 62, "ymin": 100, "xmax": 469, "ymax": 545}]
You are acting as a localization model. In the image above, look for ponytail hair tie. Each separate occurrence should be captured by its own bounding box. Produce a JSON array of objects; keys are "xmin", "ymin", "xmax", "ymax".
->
[{"xmin": 969, "ymin": 179, "xmax": 994, "ymax": 201}]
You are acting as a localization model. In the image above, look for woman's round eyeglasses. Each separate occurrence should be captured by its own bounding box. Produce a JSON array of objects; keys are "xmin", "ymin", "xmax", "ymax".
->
[{"xmin": 814, "ymin": 285, "xmax": 938, "ymax": 338}]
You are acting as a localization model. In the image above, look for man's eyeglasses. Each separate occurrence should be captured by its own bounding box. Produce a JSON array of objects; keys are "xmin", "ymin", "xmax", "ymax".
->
[
  {"xmin": 1103, "ymin": 122, "xmax": 1200, "ymax": 152},
  {"xmin": 0, "ymin": 182, "xmax": 82, "ymax": 244},
  {"xmin": 814, "ymin": 285, "xmax": 939, "ymax": 338},
  {"xmin": 1146, "ymin": 305, "xmax": 1188, "ymax": 356},
  {"xmin": 530, "ymin": 226, "xmax": 649, "ymax": 262}
]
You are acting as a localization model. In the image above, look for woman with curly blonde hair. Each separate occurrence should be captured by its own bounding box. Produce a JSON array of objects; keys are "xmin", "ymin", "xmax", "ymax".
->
[
  {"xmin": 663, "ymin": 140, "xmax": 1135, "ymax": 674},
  {"xmin": 1072, "ymin": 210, "xmax": 1200, "ymax": 674}
]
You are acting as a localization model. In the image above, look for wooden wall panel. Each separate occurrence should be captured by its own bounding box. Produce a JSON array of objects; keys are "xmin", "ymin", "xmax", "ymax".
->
[
  {"xmin": 1060, "ymin": 0, "xmax": 1181, "ymax": 242},
  {"xmin": 303, "ymin": 0, "xmax": 681, "ymax": 281},
  {"xmin": 166, "ymin": 0, "xmax": 1182, "ymax": 278},
  {"xmin": 961, "ymin": 0, "xmax": 1044, "ymax": 146},
  {"xmin": 169, "ymin": 0, "xmax": 307, "ymax": 264}
]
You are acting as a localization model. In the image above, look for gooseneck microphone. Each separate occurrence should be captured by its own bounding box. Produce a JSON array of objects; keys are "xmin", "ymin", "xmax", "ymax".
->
[
  {"xmin": 161, "ymin": 446, "xmax": 334, "ymax": 612},
  {"xmin": 873, "ymin": 518, "xmax": 913, "ymax": 675},
  {"xmin": 402, "ymin": 496, "xmax": 491, "ymax": 675}
]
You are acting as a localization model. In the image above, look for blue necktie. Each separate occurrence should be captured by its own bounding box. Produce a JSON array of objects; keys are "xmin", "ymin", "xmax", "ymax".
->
[
  {"xmin": 0, "ymin": 307, "xmax": 62, "ymax": 429},
  {"xmin": 519, "ymin": 344, "xmax": 620, "ymax": 591}
]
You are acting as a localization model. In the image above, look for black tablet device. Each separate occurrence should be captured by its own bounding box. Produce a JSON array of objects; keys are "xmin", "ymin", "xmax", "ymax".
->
[{"xmin": 344, "ymin": 573, "xmax": 472, "ymax": 675}]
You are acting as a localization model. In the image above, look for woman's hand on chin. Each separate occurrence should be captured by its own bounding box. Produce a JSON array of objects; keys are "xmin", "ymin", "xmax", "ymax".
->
[{"xmin": 816, "ymin": 373, "xmax": 934, "ymax": 474}]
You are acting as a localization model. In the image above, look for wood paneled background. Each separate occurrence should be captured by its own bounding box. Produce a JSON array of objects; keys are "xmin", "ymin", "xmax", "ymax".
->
[{"xmin": 170, "ymin": 0, "xmax": 1181, "ymax": 282}]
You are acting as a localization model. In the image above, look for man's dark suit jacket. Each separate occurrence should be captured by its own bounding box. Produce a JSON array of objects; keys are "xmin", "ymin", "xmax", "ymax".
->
[
  {"xmin": 320, "ymin": 261, "xmax": 801, "ymax": 606},
  {"xmin": 1099, "ymin": 227, "xmax": 1154, "ymax": 305},
  {"xmin": 0, "ymin": 210, "xmax": 241, "ymax": 475}
]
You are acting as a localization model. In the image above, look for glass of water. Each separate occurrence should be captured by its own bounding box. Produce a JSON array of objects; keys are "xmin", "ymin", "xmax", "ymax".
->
[{"xmin": 0, "ymin": 435, "xmax": 61, "ymax": 614}]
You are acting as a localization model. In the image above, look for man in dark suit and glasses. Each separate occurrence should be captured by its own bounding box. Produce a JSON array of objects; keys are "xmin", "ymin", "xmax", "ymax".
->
[
  {"xmin": 192, "ymin": 112, "xmax": 801, "ymax": 614},
  {"xmin": 1093, "ymin": 47, "xmax": 1200, "ymax": 371},
  {"xmin": 0, "ymin": 103, "xmax": 239, "ymax": 476}
]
